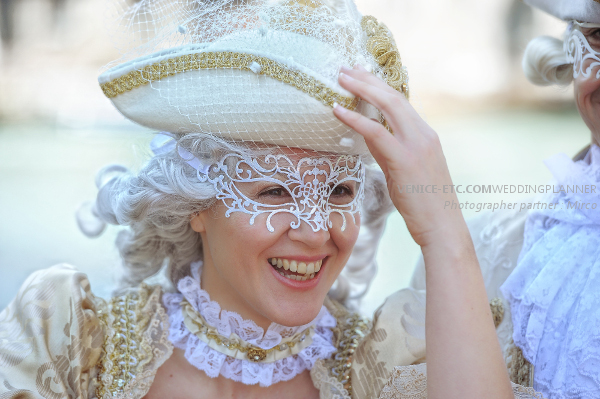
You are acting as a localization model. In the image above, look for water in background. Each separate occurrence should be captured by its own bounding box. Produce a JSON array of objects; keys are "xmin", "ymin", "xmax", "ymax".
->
[
  {"xmin": 0, "ymin": 0, "xmax": 592, "ymax": 314},
  {"xmin": 0, "ymin": 108, "xmax": 590, "ymax": 314}
]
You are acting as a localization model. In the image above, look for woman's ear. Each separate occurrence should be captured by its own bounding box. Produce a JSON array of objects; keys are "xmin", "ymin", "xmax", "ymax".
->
[{"xmin": 190, "ymin": 212, "xmax": 206, "ymax": 233}]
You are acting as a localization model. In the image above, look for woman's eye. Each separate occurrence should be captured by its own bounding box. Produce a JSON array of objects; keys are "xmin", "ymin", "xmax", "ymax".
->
[
  {"xmin": 330, "ymin": 185, "xmax": 354, "ymax": 197},
  {"xmin": 259, "ymin": 186, "xmax": 288, "ymax": 197},
  {"xmin": 585, "ymin": 29, "xmax": 600, "ymax": 50}
]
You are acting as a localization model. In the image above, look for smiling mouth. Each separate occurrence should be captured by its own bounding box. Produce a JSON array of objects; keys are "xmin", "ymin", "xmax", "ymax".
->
[{"xmin": 268, "ymin": 257, "xmax": 324, "ymax": 281}]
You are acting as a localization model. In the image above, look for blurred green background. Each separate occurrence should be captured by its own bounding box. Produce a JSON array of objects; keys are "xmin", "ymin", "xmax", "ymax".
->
[{"xmin": 0, "ymin": 0, "xmax": 592, "ymax": 314}]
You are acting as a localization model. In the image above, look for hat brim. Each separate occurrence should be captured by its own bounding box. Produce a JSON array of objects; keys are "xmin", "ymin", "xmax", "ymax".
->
[{"xmin": 99, "ymin": 31, "xmax": 376, "ymax": 155}]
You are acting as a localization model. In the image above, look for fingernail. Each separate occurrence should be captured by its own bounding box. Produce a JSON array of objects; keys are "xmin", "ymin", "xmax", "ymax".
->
[
  {"xmin": 340, "ymin": 65, "xmax": 352, "ymax": 73},
  {"xmin": 333, "ymin": 102, "xmax": 347, "ymax": 114},
  {"xmin": 339, "ymin": 72, "xmax": 354, "ymax": 81},
  {"xmin": 355, "ymin": 63, "xmax": 372, "ymax": 73}
]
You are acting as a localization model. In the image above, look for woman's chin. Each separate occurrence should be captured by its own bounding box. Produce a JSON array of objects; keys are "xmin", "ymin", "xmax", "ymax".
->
[{"xmin": 262, "ymin": 297, "xmax": 326, "ymax": 327}]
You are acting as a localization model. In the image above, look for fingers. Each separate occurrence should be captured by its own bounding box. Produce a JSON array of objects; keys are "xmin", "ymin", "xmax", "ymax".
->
[
  {"xmin": 333, "ymin": 103, "xmax": 387, "ymax": 142},
  {"xmin": 339, "ymin": 65, "xmax": 398, "ymax": 97},
  {"xmin": 333, "ymin": 103, "xmax": 403, "ymax": 167},
  {"xmin": 337, "ymin": 71, "xmax": 421, "ymax": 140},
  {"xmin": 335, "ymin": 64, "xmax": 441, "ymax": 161},
  {"xmin": 338, "ymin": 71, "xmax": 399, "ymax": 113}
]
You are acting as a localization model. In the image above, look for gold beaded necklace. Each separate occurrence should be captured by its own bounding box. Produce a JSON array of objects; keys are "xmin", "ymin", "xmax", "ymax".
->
[{"xmin": 180, "ymin": 298, "xmax": 315, "ymax": 363}]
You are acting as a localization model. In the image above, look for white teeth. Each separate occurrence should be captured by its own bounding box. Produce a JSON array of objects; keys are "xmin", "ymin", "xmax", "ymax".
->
[
  {"xmin": 297, "ymin": 262, "xmax": 307, "ymax": 274},
  {"xmin": 271, "ymin": 257, "xmax": 324, "ymax": 280}
]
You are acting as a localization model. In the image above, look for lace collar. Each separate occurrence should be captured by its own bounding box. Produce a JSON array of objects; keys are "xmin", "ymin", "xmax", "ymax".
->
[
  {"xmin": 163, "ymin": 261, "xmax": 337, "ymax": 387},
  {"xmin": 533, "ymin": 144, "xmax": 600, "ymax": 225},
  {"xmin": 501, "ymin": 145, "xmax": 600, "ymax": 397}
]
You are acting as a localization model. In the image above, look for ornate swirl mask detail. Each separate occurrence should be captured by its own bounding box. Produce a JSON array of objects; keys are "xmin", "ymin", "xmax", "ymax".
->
[
  {"xmin": 565, "ymin": 28, "xmax": 600, "ymax": 80},
  {"xmin": 196, "ymin": 153, "xmax": 365, "ymax": 232}
]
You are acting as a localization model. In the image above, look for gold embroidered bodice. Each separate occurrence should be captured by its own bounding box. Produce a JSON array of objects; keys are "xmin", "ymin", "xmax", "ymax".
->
[
  {"xmin": 94, "ymin": 284, "xmax": 171, "ymax": 399},
  {"xmin": 0, "ymin": 264, "xmax": 544, "ymax": 399}
]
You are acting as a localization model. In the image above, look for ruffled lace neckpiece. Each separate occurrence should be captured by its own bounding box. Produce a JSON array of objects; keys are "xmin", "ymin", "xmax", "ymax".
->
[
  {"xmin": 163, "ymin": 261, "xmax": 337, "ymax": 387},
  {"xmin": 501, "ymin": 145, "xmax": 600, "ymax": 398}
]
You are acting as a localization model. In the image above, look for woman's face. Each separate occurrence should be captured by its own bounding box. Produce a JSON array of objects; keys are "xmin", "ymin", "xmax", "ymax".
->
[
  {"xmin": 190, "ymin": 150, "xmax": 361, "ymax": 329},
  {"xmin": 575, "ymin": 27, "xmax": 600, "ymax": 145}
]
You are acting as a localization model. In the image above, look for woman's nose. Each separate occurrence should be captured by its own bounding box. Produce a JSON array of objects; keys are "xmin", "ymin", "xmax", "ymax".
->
[{"xmin": 287, "ymin": 220, "xmax": 331, "ymax": 248}]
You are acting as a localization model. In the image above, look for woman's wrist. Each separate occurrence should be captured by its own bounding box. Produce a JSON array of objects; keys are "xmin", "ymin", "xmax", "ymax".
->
[
  {"xmin": 419, "ymin": 222, "xmax": 476, "ymax": 268},
  {"xmin": 415, "ymin": 207, "xmax": 470, "ymax": 245}
]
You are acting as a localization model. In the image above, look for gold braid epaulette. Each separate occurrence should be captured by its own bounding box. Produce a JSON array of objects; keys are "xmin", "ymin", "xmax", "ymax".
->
[
  {"xmin": 323, "ymin": 297, "xmax": 371, "ymax": 397},
  {"xmin": 490, "ymin": 297, "xmax": 505, "ymax": 328},
  {"xmin": 361, "ymin": 15, "xmax": 409, "ymax": 100},
  {"xmin": 95, "ymin": 286, "xmax": 152, "ymax": 399},
  {"xmin": 100, "ymin": 51, "xmax": 359, "ymax": 111},
  {"xmin": 489, "ymin": 297, "xmax": 535, "ymax": 388},
  {"xmin": 507, "ymin": 341, "xmax": 535, "ymax": 387}
]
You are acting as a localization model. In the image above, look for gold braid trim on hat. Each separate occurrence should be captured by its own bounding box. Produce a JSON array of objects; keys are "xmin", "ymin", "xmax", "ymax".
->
[
  {"xmin": 100, "ymin": 51, "xmax": 359, "ymax": 111},
  {"xmin": 361, "ymin": 16, "xmax": 408, "ymax": 134},
  {"xmin": 361, "ymin": 15, "xmax": 409, "ymax": 100}
]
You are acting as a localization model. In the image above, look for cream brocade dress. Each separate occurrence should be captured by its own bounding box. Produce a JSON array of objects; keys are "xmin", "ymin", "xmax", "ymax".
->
[{"xmin": 0, "ymin": 210, "xmax": 543, "ymax": 399}]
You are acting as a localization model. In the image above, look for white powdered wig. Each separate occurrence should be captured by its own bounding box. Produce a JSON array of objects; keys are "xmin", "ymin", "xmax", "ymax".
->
[
  {"xmin": 522, "ymin": 35, "xmax": 574, "ymax": 87},
  {"xmin": 77, "ymin": 134, "xmax": 393, "ymax": 307}
]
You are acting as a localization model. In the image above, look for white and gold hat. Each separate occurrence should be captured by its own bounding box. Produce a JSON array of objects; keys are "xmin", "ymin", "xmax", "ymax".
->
[
  {"xmin": 98, "ymin": 0, "xmax": 408, "ymax": 155},
  {"xmin": 524, "ymin": 0, "xmax": 600, "ymax": 23}
]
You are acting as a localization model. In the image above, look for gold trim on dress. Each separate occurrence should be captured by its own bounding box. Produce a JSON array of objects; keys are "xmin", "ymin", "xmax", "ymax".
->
[
  {"xmin": 100, "ymin": 51, "xmax": 360, "ymax": 111},
  {"xmin": 490, "ymin": 297, "xmax": 505, "ymax": 329},
  {"xmin": 323, "ymin": 298, "xmax": 371, "ymax": 397},
  {"xmin": 507, "ymin": 340, "xmax": 535, "ymax": 388},
  {"xmin": 95, "ymin": 287, "xmax": 150, "ymax": 398}
]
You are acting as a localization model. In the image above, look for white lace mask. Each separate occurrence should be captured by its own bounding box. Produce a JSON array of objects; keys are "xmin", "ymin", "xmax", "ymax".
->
[
  {"xmin": 169, "ymin": 138, "xmax": 365, "ymax": 233},
  {"xmin": 565, "ymin": 23, "xmax": 600, "ymax": 80}
]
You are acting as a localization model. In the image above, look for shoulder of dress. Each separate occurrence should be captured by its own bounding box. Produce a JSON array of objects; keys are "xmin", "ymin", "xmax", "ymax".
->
[
  {"xmin": 468, "ymin": 205, "xmax": 529, "ymax": 250},
  {"xmin": 316, "ymin": 293, "xmax": 427, "ymax": 399},
  {"xmin": 0, "ymin": 264, "xmax": 104, "ymax": 398},
  {"xmin": 15, "ymin": 263, "xmax": 95, "ymax": 297},
  {"xmin": 94, "ymin": 283, "xmax": 173, "ymax": 399},
  {"xmin": 354, "ymin": 289, "xmax": 426, "ymax": 399},
  {"xmin": 469, "ymin": 206, "xmax": 530, "ymax": 303}
]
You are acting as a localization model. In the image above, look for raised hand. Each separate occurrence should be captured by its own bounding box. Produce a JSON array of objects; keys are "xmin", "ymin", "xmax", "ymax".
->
[
  {"xmin": 333, "ymin": 65, "xmax": 467, "ymax": 248},
  {"xmin": 334, "ymin": 64, "xmax": 514, "ymax": 399}
]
